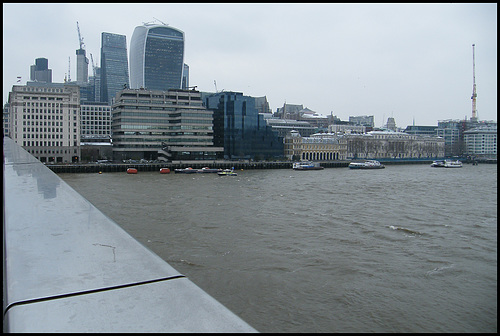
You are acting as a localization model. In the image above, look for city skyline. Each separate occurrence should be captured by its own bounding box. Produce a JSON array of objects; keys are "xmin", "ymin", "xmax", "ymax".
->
[{"xmin": 3, "ymin": 3, "xmax": 497, "ymax": 128}]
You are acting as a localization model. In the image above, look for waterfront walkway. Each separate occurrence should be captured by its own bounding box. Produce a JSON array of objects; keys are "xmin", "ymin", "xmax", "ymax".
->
[{"xmin": 47, "ymin": 159, "xmax": 442, "ymax": 174}]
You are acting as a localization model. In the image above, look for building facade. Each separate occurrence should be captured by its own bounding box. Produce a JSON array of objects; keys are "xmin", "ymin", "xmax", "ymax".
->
[
  {"xmin": 347, "ymin": 130, "xmax": 444, "ymax": 159},
  {"xmin": 7, "ymin": 83, "xmax": 81, "ymax": 163},
  {"xmin": 205, "ymin": 91, "xmax": 284, "ymax": 160},
  {"xmin": 284, "ymin": 130, "xmax": 347, "ymax": 161},
  {"xmin": 80, "ymin": 101, "xmax": 112, "ymax": 141},
  {"xmin": 129, "ymin": 23, "xmax": 185, "ymax": 91},
  {"xmin": 100, "ymin": 32, "xmax": 130, "ymax": 103},
  {"xmin": 111, "ymin": 88, "xmax": 222, "ymax": 161},
  {"xmin": 464, "ymin": 124, "xmax": 497, "ymax": 160}
]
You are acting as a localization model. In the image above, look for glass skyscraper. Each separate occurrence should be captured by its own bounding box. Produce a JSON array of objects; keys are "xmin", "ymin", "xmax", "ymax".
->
[
  {"xmin": 129, "ymin": 23, "xmax": 185, "ymax": 91},
  {"xmin": 100, "ymin": 32, "xmax": 129, "ymax": 103}
]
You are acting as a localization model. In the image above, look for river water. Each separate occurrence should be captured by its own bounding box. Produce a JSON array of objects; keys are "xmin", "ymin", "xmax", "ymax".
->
[{"xmin": 59, "ymin": 163, "xmax": 497, "ymax": 333}]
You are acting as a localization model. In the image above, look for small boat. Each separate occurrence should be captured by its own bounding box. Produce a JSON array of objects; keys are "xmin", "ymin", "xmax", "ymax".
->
[
  {"xmin": 159, "ymin": 168, "xmax": 170, "ymax": 174},
  {"xmin": 292, "ymin": 161, "xmax": 324, "ymax": 170},
  {"xmin": 218, "ymin": 169, "xmax": 238, "ymax": 176},
  {"xmin": 197, "ymin": 167, "xmax": 221, "ymax": 173},
  {"xmin": 127, "ymin": 167, "xmax": 138, "ymax": 174},
  {"xmin": 444, "ymin": 160, "xmax": 463, "ymax": 168},
  {"xmin": 174, "ymin": 167, "xmax": 197, "ymax": 174},
  {"xmin": 348, "ymin": 160, "xmax": 385, "ymax": 169},
  {"xmin": 430, "ymin": 160, "xmax": 446, "ymax": 167}
]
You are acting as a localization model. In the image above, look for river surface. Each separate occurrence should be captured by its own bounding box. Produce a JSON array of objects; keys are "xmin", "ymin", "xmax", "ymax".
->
[{"xmin": 59, "ymin": 163, "xmax": 497, "ymax": 332}]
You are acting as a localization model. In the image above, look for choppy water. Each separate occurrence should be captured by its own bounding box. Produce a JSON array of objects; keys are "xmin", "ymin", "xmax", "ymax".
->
[{"xmin": 59, "ymin": 163, "xmax": 497, "ymax": 332}]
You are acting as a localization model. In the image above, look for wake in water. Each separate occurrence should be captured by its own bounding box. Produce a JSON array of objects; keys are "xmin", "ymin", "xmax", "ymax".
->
[{"xmin": 389, "ymin": 225, "xmax": 423, "ymax": 236}]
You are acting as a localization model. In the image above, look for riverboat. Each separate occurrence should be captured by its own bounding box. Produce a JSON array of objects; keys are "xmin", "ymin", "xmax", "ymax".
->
[
  {"xmin": 292, "ymin": 161, "xmax": 324, "ymax": 170},
  {"xmin": 444, "ymin": 160, "xmax": 463, "ymax": 168},
  {"xmin": 218, "ymin": 169, "xmax": 238, "ymax": 176},
  {"xmin": 348, "ymin": 160, "xmax": 385, "ymax": 169},
  {"xmin": 430, "ymin": 160, "xmax": 446, "ymax": 168},
  {"xmin": 159, "ymin": 168, "xmax": 170, "ymax": 174}
]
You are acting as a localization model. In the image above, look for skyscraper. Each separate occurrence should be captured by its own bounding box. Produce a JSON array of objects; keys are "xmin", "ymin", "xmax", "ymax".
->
[
  {"xmin": 129, "ymin": 23, "xmax": 185, "ymax": 91},
  {"xmin": 76, "ymin": 48, "xmax": 89, "ymax": 84},
  {"xmin": 100, "ymin": 32, "xmax": 129, "ymax": 103},
  {"xmin": 29, "ymin": 58, "xmax": 52, "ymax": 83}
]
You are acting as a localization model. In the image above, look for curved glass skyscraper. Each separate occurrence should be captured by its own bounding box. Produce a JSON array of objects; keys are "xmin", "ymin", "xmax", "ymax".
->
[{"xmin": 129, "ymin": 24, "xmax": 185, "ymax": 91}]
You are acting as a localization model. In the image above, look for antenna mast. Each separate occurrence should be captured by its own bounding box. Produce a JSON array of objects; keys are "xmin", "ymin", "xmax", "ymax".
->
[{"xmin": 471, "ymin": 44, "xmax": 477, "ymax": 121}]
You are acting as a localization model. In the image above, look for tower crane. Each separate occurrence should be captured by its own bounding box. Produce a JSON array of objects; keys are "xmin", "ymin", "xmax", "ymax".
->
[
  {"xmin": 90, "ymin": 53, "xmax": 96, "ymax": 77},
  {"xmin": 471, "ymin": 44, "xmax": 477, "ymax": 121},
  {"xmin": 77, "ymin": 21, "xmax": 85, "ymax": 50}
]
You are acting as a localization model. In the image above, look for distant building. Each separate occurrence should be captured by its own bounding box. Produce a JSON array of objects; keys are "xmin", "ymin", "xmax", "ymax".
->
[
  {"xmin": 464, "ymin": 123, "xmax": 497, "ymax": 160},
  {"xmin": 284, "ymin": 130, "xmax": 347, "ymax": 161},
  {"xmin": 265, "ymin": 118, "xmax": 316, "ymax": 138},
  {"xmin": 30, "ymin": 58, "xmax": 52, "ymax": 83},
  {"xmin": 349, "ymin": 115, "xmax": 374, "ymax": 128},
  {"xmin": 346, "ymin": 130, "xmax": 444, "ymax": 159},
  {"xmin": 76, "ymin": 48, "xmax": 89, "ymax": 84},
  {"xmin": 436, "ymin": 119, "xmax": 467, "ymax": 157},
  {"xmin": 100, "ymin": 32, "xmax": 129, "ymax": 103},
  {"xmin": 7, "ymin": 83, "xmax": 81, "ymax": 163},
  {"xmin": 3, "ymin": 103, "xmax": 11, "ymax": 137},
  {"xmin": 130, "ymin": 23, "xmax": 185, "ymax": 91},
  {"xmin": 182, "ymin": 63, "xmax": 189, "ymax": 90},
  {"xmin": 385, "ymin": 117, "xmax": 396, "ymax": 131},
  {"xmin": 404, "ymin": 125, "xmax": 437, "ymax": 137},
  {"xmin": 111, "ymin": 88, "xmax": 222, "ymax": 161},
  {"xmin": 328, "ymin": 124, "xmax": 366, "ymax": 135},
  {"xmin": 205, "ymin": 91, "xmax": 284, "ymax": 160}
]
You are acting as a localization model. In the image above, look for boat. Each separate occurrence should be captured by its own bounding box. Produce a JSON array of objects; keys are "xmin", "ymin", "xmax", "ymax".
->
[
  {"xmin": 430, "ymin": 160, "xmax": 446, "ymax": 167},
  {"xmin": 292, "ymin": 161, "xmax": 324, "ymax": 170},
  {"xmin": 159, "ymin": 168, "xmax": 170, "ymax": 174},
  {"xmin": 348, "ymin": 160, "xmax": 385, "ymax": 169},
  {"xmin": 431, "ymin": 160, "xmax": 463, "ymax": 168},
  {"xmin": 217, "ymin": 169, "xmax": 238, "ymax": 176},
  {"xmin": 174, "ymin": 167, "xmax": 198, "ymax": 174},
  {"xmin": 197, "ymin": 167, "xmax": 222, "ymax": 173},
  {"xmin": 127, "ymin": 167, "xmax": 138, "ymax": 174},
  {"xmin": 444, "ymin": 160, "xmax": 463, "ymax": 168}
]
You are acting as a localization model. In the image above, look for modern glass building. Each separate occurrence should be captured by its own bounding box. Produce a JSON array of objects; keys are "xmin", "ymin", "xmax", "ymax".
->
[
  {"xmin": 129, "ymin": 24, "xmax": 185, "ymax": 91},
  {"xmin": 205, "ymin": 91, "xmax": 284, "ymax": 160},
  {"xmin": 100, "ymin": 32, "xmax": 129, "ymax": 104},
  {"xmin": 111, "ymin": 88, "xmax": 222, "ymax": 161}
]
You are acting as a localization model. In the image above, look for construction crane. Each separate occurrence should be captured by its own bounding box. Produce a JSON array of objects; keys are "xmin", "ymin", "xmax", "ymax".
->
[
  {"xmin": 90, "ymin": 53, "xmax": 96, "ymax": 77},
  {"xmin": 214, "ymin": 80, "xmax": 218, "ymax": 93},
  {"xmin": 471, "ymin": 44, "xmax": 477, "ymax": 121},
  {"xmin": 76, "ymin": 21, "xmax": 85, "ymax": 50},
  {"xmin": 68, "ymin": 57, "xmax": 71, "ymax": 82}
]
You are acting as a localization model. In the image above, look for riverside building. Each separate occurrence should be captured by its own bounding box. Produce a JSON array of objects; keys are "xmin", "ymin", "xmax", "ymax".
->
[
  {"xmin": 284, "ymin": 130, "xmax": 347, "ymax": 161},
  {"xmin": 7, "ymin": 83, "xmax": 81, "ymax": 163},
  {"xmin": 111, "ymin": 88, "xmax": 222, "ymax": 161}
]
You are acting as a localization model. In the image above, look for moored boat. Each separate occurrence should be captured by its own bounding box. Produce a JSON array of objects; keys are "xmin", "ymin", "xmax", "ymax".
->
[
  {"xmin": 159, "ymin": 167, "xmax": 170, "ymax": 174},
  {"xmin": 197, "ymin": 167, "xmax": 221, "ymax": 173},
  {"xmin": 292, "ymin": 161, "xmax": 324, "ymax": 170},
  {"xmin": 348, "ymin": 160, "xmax": 385, "ymax": 169},
  {"xmin": 174, "ymin": 167, "xmax": 197, "ymax": 174},
  {"xmin": 217, "ymin": 168, "xmax": 238, "ymax": 176}
]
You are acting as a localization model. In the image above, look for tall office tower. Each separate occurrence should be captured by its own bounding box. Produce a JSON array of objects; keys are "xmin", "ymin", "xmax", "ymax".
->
[
  {"xmin": 182, "ymin": 63, "xmax": 189, "ymax": 89},
  {"xmin": 129, "ymin": 23, "xmax": 185, "ymax": 91},
  {"xmin": 76, "ymin": 49, "xmax": 89, "ymax": 84},
  {"xmin": 30, "ymin": 58, "xmax": 52, "ymax": 83},
  {"xmin": 100, "ymin": 32, "xmax": 129, "ymax": 103}
]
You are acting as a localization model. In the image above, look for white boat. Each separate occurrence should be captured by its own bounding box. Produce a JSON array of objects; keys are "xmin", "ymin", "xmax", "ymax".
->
[
  {"xmin": 292, "ymin": 161, "xmax": 324, "ymax": 170},
  {"xmin": 430, "ymin": 160, "xmax": 446, "ymax": 167},
  {"xmin": 348, "ymin": 160, "xmax": 385, "ymax": 169},
  {"xmin": 444, "ymin": 160, "xmax": 463, "ymax": 168}
]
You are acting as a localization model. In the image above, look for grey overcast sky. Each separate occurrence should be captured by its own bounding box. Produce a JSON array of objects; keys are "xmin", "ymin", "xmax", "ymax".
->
[{"xmin": 3, "ymin": 3, "xmax": 497, "ymax": 128}]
